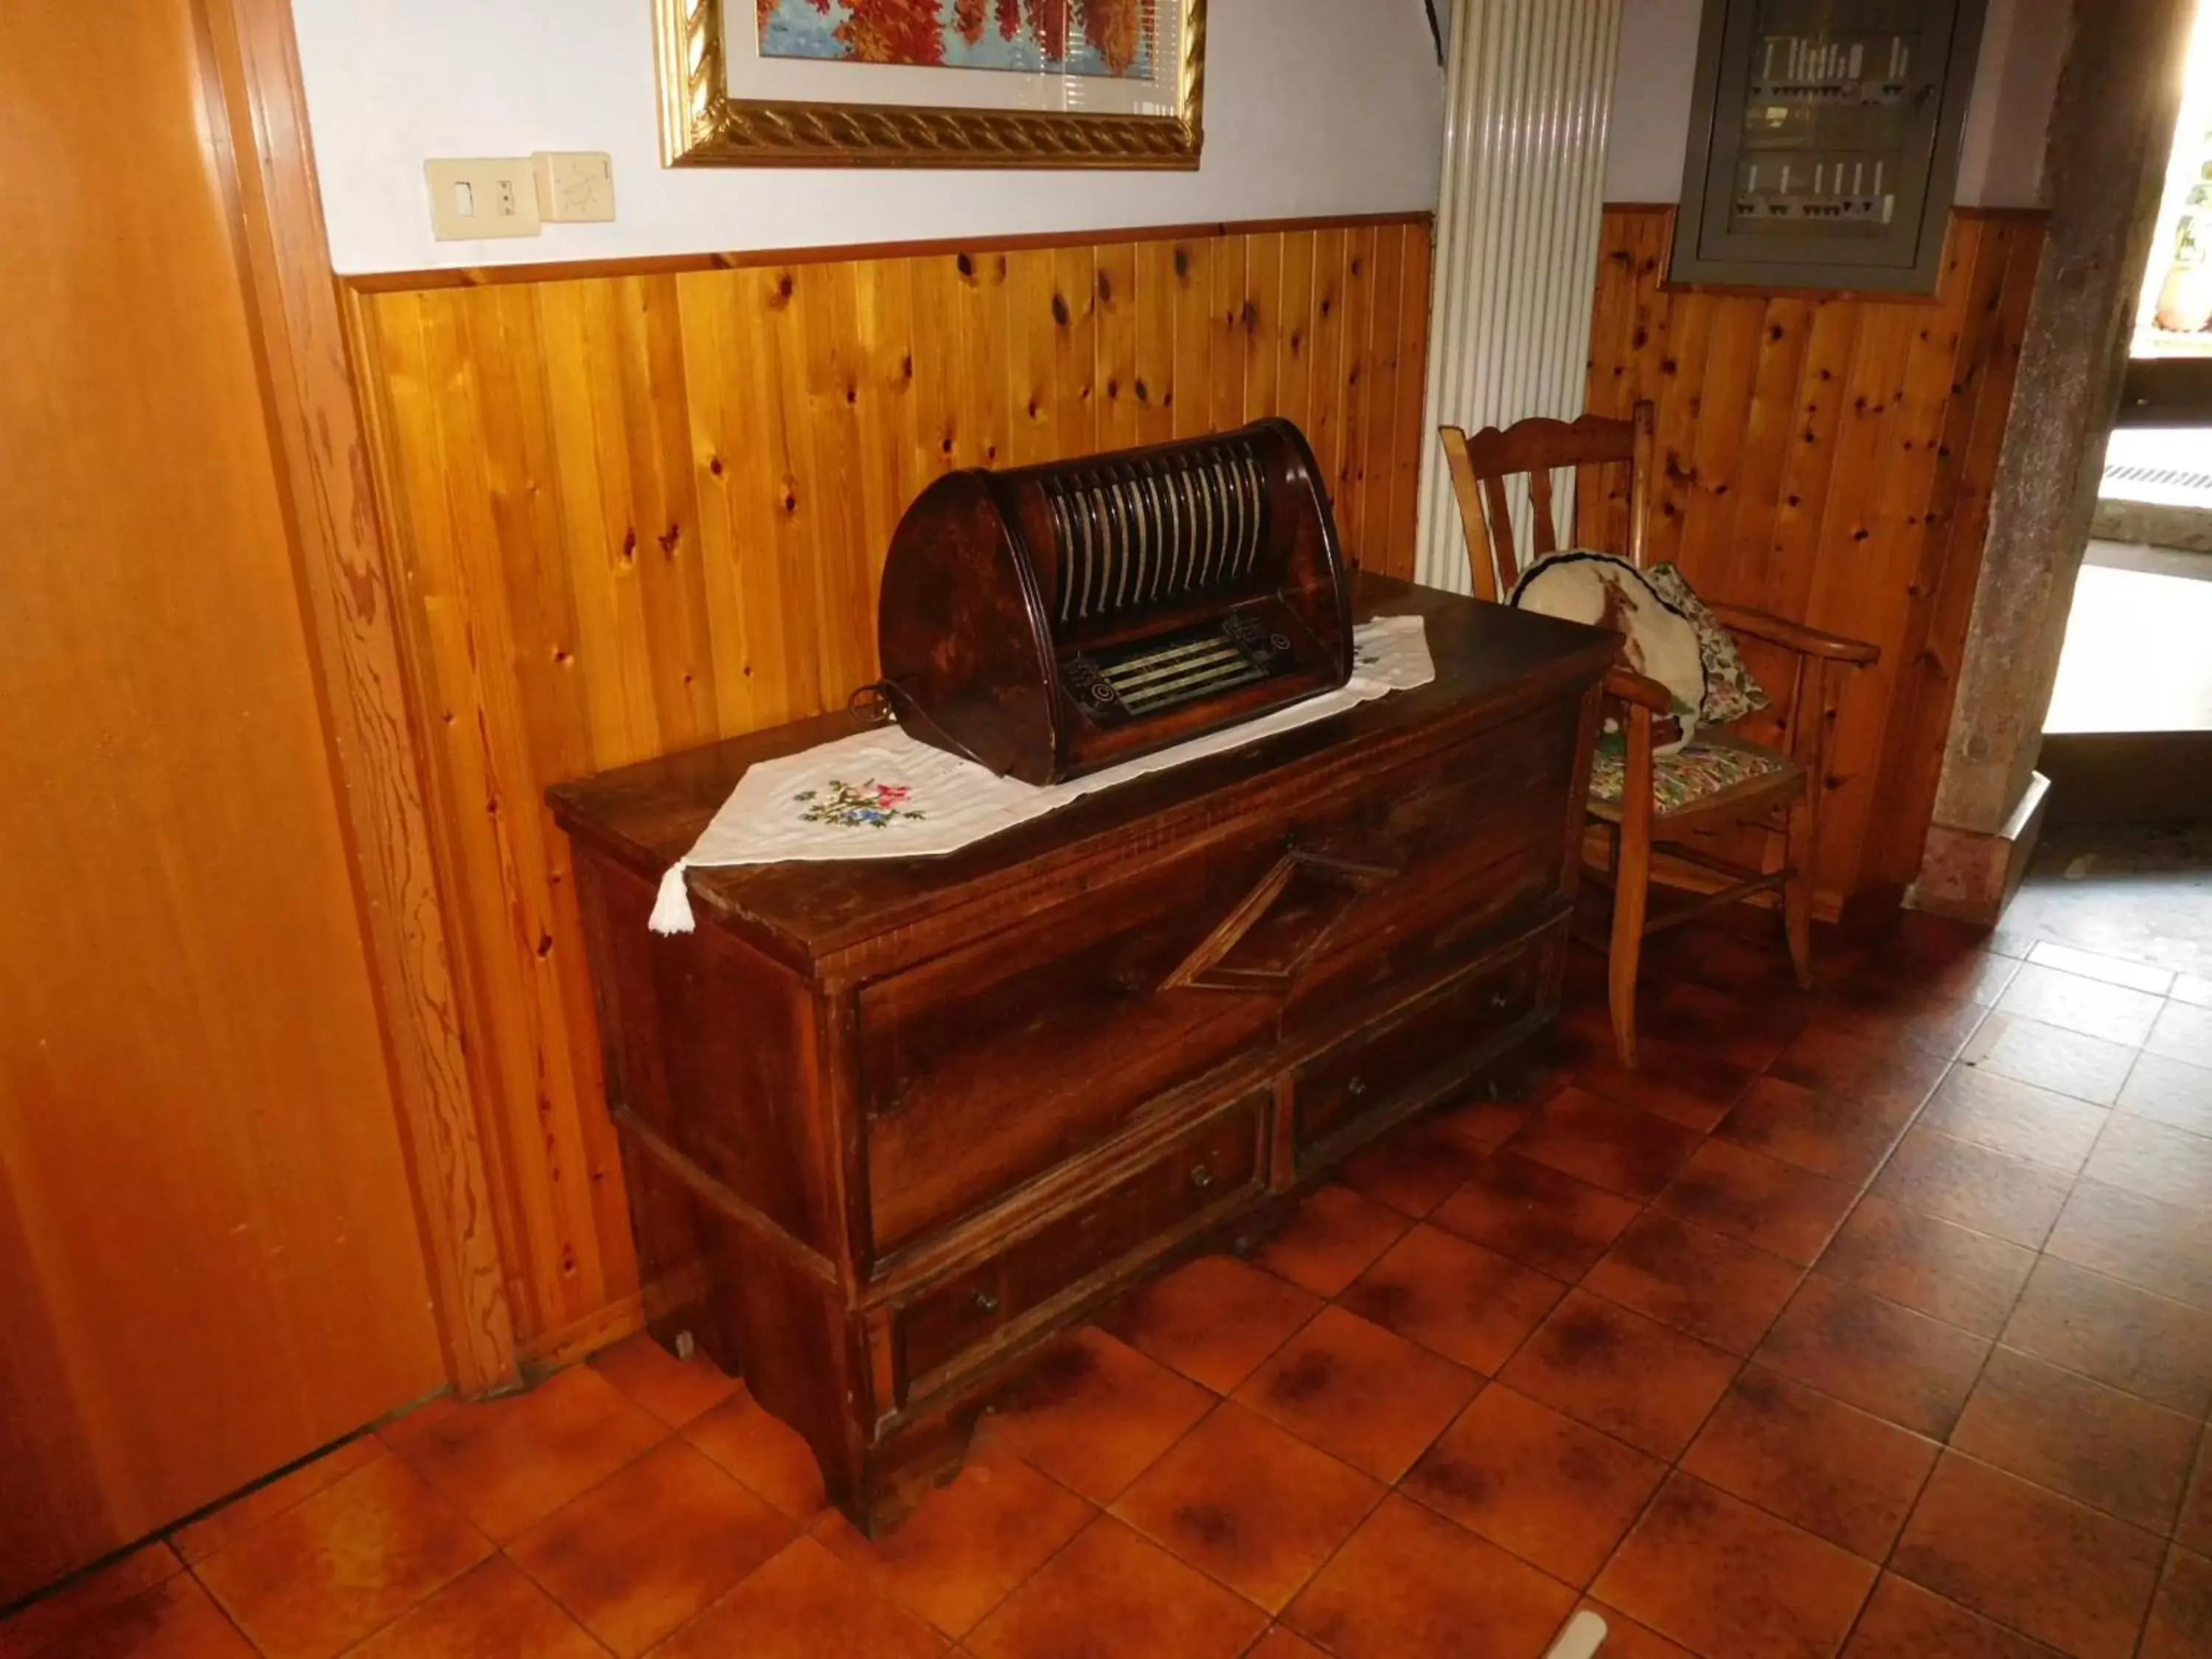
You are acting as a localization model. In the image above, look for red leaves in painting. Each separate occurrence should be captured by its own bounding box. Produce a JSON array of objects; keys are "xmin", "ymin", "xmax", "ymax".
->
[
  {"xmin": 1078, "ymin": 0, "xmax": 1147, "ymax": 74},
  {"xmin": 1025, "ymin": 0, "xmax": 1071, "ymax": 62},
  {"xmin": 835, "ymin": 0, "xmax": 947, "ymax": 64},
  {"xmin": 765, "ymin": 0, "xmax": 1153, "ymax": 74}
]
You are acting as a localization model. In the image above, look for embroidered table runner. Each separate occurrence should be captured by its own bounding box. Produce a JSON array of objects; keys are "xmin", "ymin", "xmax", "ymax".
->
[{"xmin": 649, "ymin": 614, "xmax": 1436, "ymax": 933}]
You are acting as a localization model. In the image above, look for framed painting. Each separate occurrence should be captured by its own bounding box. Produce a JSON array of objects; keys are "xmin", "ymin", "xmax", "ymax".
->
[{"xmin": 655, "ymin": 0, "xmax": 1207, "ymax": 169}]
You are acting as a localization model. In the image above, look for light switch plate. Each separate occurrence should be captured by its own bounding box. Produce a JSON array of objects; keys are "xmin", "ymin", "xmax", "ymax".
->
[
  {"xmin": 425, "ymin": 158, "xmax": 540, "ymax": 240},
  {"xmin": 532, "ymin": 151, "xmax": 616, "ymax": 223}
]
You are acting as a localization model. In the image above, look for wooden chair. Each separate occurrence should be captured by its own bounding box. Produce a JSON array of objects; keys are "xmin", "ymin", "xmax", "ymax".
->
[{"xmin": 1439, "ymin": 405, "xmax": 1879, "ymax": 1065}]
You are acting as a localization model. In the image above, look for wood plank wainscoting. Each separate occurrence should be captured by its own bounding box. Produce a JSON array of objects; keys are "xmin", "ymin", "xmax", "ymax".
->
[
  {"xmin": 1580, "ymin": 205, "xmax": 2045, "ymax": 913},
  {"xmin": 346, "ymin": 218, "xmax": 1437, "ymax": 1364}
]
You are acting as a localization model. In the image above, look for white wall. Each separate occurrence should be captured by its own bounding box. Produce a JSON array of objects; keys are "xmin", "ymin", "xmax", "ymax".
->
[
  {"xmin": 1600, "ymin": 0, "xmax": 2069, "ymax": 208},
  {"xmin": 1953, "ymin": 0, "xmax": 2070, "ymax": 208},
  {"xmin": 1601, "ymin": 0, "xmax": 1703, "ymax": 202},
  {"xmin": 292, "ymin": 0, "xmax": 1448, "ymax": 275}
]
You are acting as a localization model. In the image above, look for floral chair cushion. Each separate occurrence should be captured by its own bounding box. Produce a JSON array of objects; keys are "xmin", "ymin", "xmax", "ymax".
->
[
  {"xmin": 1644, "ymin": 562, "xmax": 1770, "ymax": 726},
  {"xmin": 1587, "ymin": 731, "xmax": 1793, "ymax": 815}
]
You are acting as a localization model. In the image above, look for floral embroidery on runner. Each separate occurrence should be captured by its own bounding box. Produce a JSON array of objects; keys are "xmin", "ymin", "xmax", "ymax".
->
[
  {"xmin": 647, "ymin": 613, "xmax": 1437, "ymax": 934},
  {"xmin": 794, "ymin": 779, "xmax": 928, "ymax": 829}
]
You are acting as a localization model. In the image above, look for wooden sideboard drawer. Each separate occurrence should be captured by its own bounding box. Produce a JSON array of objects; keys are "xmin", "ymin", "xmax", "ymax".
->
[
  {"xmin": 859, "ymin": 832, "xmax": 1284, "ymax": 1252},
  {"xmin": 861, "ymin": 700, "xmax": 1580, "ymax": 1253},
  {"xmin": 894, "ymin": 1096, "xmax": 1266, "ymax": 1395},
  {"xmin": 1293, "ymin": 921, "xmax": 1562, "ymax": 1158},
  {"xmin": 1273, "ymin": 702, "xmax": 1579, "ymax": 1023}
]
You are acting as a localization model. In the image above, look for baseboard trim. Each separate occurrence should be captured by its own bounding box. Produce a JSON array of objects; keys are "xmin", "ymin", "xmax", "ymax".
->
[
  {"xmin": 519, "ymin": 1294, "xmax": 643, "ymax": 1380},
  {"xmin": 1910, "ymin": 771, "xmax": 2052, "ymax": 925}
]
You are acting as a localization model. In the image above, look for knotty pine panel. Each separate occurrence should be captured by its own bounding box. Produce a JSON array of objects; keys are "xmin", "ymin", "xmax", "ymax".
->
[
  {"xmin": 353, "ymin": 218, "xmax": 1434, "ymax": 1354},
  {"xmin": 1582, "ymin": 206, "xmax": 2043, "ymax": 907}
]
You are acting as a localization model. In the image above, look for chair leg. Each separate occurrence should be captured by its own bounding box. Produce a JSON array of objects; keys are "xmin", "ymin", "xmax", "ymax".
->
[
  {"xmin": 1782, "ymin": 795, "xmax": 1817, "ymax": 992},
  {"xmin": 1609, "ymin": 821, "xmax": 1652, "ymax": 1068}
]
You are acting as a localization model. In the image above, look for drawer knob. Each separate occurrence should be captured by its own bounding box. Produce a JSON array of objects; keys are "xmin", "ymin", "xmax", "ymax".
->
[
  {"xmin": 1346, "ymin": 1075, "xmax": 1368, "ymax": 1099},
  {"xmin": 1489, "ymin": 990, "xmax": 1512, "ymax": 1011},
  {"xmin": 972, "ymin": 1289, "xmax": 1001, "ymax": 1316},
  {"xmin": 1189, "ymin": 1164, "xmax": 1215, "ymax": 1191}
]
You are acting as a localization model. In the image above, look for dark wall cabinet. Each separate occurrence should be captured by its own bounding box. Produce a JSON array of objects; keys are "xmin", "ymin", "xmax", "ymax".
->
[{"xmin": 1673, "ymin": 0, "xmax": 1989, "ymax": 292}]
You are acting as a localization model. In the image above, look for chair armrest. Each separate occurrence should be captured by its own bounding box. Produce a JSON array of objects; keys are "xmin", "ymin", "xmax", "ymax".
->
[
  {"xmin": 1708, "ymin": 602, "xmax": 1880, "ymax": 665},
  {"xmin": 1604, "ymin": 665, "xmax": 1676, "ymax": 714}
]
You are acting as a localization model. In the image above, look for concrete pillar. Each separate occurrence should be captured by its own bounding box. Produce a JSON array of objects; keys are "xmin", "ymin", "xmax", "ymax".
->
[{"xmin": 1915, "ymin": 0, "xmax": 2198, "ymax": 921}]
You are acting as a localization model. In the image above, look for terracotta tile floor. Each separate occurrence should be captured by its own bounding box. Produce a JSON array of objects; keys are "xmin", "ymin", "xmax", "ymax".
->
[{"xmin": 15, "ymin": 901, "xmax": 2212, "ymax": 1658}]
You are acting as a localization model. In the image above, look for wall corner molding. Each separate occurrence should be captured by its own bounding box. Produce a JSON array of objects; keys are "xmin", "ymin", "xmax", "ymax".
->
[{"xmin": 198, "ymin": 0, "xmax": 520, "ymax": 1397}]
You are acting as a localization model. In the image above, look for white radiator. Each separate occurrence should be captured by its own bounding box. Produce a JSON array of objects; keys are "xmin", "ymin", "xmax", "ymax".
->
[{"xmin": 1414, "ymin": 0, "xmax": 1623, "ymax": 594}]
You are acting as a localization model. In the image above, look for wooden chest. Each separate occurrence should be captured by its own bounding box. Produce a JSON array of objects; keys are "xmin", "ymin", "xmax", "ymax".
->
[{"xmin": 548, "ymin": 577, "xmax": 1613, "ymax": 1532}]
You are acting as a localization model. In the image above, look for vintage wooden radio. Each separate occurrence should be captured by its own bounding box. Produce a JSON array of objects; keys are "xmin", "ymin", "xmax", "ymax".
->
[{"xmin": 875, "ymin": 420, "xmax": 1354, "ymax": 785}]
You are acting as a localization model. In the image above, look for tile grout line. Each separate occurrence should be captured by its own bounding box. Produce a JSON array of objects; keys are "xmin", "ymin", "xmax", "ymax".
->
[
  {"xmin": 1843, "ymin": 992, "xmax": 2200, "ymax": 1658},
  {"xmin": 1077, "ymin": 1224, "xmax": 1618, "ymax": 1646},
  {"xmin": 32, "ymin": 925, "xmax": 2210, "ymax": 1659},
  {"xmin": 1585, "ymin": 1003, "xmax": 1930, "ymax": 1645},
  {"xmin": 1452, "ymin": 999, "xmax": 1915, "ymax": 1649},
  {"xmin": 1331, "ymin": 989, "xmax": 1998, "ymax": 1641},
  {"xmin": 1095, "ymin": 963, "xmax": 2208, "ymax": 1654},
  {"xmin": 1409, "ymin": 1023, "xmax": 2212, "ymax": 1566},
  {"xmin": 1825, "ymin": 993, "xmax": 2073, "ymax": 1655},
  {"xmin": 1546, "ymin": 980, "xmax": 1991, "ymax": 1652},
  {"xmin": 978, "ymin": 1349, "xmax": 1283, "ymax": 1632}
]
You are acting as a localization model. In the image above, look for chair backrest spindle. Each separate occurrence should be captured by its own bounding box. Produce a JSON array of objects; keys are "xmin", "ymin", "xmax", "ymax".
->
[
  {"xmin": 1527, "ymin": 466, "xmax": 1559, "ymax": 559},
  {"xmin": 1438, "ymin": 403, "xmax": 1655, "ymax": 602}
]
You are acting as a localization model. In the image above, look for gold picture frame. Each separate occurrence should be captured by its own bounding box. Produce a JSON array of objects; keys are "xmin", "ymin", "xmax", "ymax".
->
[{"xmin": 656, "ymin": 0, "xmax": 1206, "ymax": 169}]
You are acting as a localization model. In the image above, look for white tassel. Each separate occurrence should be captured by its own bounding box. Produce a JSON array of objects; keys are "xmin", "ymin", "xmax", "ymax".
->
[{"xmin": 648, "ymin": 863, "xmax": 697, "ymax": 935}]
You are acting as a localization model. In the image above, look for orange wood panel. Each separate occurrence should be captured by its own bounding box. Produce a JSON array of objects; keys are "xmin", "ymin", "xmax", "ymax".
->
[
  {"xmin": 1096, "ymin": 243, "xmax": 1141, "ymax": 453},
  {"xmin": 1008, "ymin": 248, "xmax": 1061, "ymax": 467},
  {"xmin": 1358, "ymin": 225, "xmax": 1408, "ymax": 578},
  {"xmin": 1582, "ymin": 206, "xmax": 2046, "ymax": 905},
  {"xmin": 1207, "ymin": 234, "xmax": 1249, "ymax": 432},
  {"xmin": 1170, "ymin": 235, "xmax": 1215, "ymax": 441},
  {"xmin": 1382, "ymin": 220, "xmax": 1436, "ymax": 582},
  {"xmin": 1275, "ymin": 230, "xmax": 1319, "ymax": 448},
  {"xmin": 0, "ymin": 0, "xmax": 445, "ymax": 1600},
  {"xmin": 1329, "ymin": 224, "xmax": 1380, "ymax": 571},
  {"xmin": 350, "ymin": 218, "xmax": 1436, "ymax": 1360},
  {"xmin": 1133, "ymin": 239, "xmax": 1180, "ymax": 447},
  {"xmin": 1242, "ymin": 232, "xmax": 1283, "ymax": 437},
  {"xmin": 1305, "ymin": 229, "xmax": 1352, "ymax": 515}
]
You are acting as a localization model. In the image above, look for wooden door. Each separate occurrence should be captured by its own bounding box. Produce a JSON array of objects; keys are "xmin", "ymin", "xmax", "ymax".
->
[{"xmin": 0, "ymin": 0, "xmax": 445, "ymax": 1601}]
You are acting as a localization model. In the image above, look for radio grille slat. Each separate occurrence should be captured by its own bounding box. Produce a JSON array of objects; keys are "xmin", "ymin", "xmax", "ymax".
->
[{"xmin": 1044, "ymin": 435, "xmax": 1269, "ymax": 623}]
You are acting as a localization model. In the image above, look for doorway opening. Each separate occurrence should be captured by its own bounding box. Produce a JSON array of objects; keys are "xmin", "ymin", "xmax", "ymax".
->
[{"xmin": 2042, "ymin": 0, "xmax": 2212, "ymax": 823}]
